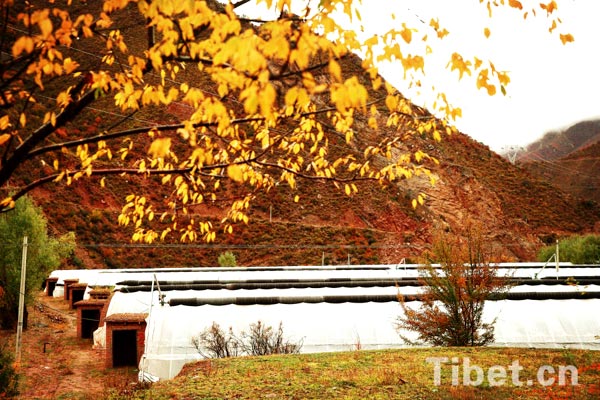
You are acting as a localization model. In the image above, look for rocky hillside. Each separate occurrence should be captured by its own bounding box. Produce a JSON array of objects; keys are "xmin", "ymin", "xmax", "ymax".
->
[
  {"xmin": 30, "ymin": 121, "xmax": 600, "ymax": 269},
  {"xmin": 14, "ymin": 1, "xmax": 600, "ymax": 269},
  {"xmin": 515, "ymin": 119, "xmax": 600, "ymax": 211}
]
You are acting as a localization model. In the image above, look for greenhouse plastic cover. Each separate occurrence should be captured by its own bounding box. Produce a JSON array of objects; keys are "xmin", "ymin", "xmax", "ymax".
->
[
  {"xmin": 47, "ymin": 264, "xmax": 600, "ymax": 381},
  {"xmin": 47, "ymin": 261, "xmax": 587, "ymax": 291},
  {"xmin": 135, "ymin": 295, "xmax": 600, "ymax": 381}
]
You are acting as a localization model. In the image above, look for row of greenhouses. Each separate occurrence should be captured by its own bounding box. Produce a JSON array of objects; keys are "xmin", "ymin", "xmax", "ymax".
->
[{"xmin": 47, "ymin": 263, "xmax": 600, "ymax": 381}]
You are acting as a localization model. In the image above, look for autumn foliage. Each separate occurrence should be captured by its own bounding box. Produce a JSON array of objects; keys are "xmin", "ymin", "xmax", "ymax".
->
[
  {"xmin": 0, "ymin": 0, "xmax": 571, "ymax": 243},
  {"xmin": 396, "ymin": 223, "xmax": 511, "ymax": 346}
]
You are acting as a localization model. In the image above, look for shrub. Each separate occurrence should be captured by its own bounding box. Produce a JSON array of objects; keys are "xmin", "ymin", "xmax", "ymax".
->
[
  {"xmin": 240, "ymin": 321, "xmax": 303, "ymax": 356},
  {"xmin": 217, "ymin": 251, "xmax": 237, "ymax": 267},
  {"xmin": 537, "ymin": 234, "xmax": 600, "ymax": 264},
  {"xmin": 396, "ymin": 223, "xmax": 510, "ymax": 346},
  {"xmin": 191, "ymin": 322, "xmax": 242, "ymax": 359},
  {"xmin": 192, "ymin": 321, "xmax": 302, "ymax": 358},
  {"xmin": 0, "ymin": 344, "xmax": 19, "ymax": 397}
]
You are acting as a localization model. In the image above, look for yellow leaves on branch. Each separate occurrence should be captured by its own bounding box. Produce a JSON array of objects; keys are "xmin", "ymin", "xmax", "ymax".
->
[
  {"xmin": 148, "ymin": 137, "xmax": 172, "ymax": 159},
  {"xmin": 3, "ymin": 0, "xmax": 576, "ymax": 242},
  {"xmin": 227, "ymin": 164, "xmax": 245, "ymax": 183},
  {"xmin": 448, "ymin": 53, "xmax": 472, "ymax": 80},
  {"xmin": 429, "ymin": 19, "xmax": 449, "ymax": 39},
  {"xmin": 411, "ymin": 193, "xmax": 426, "ymax": 209},
  {"xmin": 448, "ymin": 53, "xmax": 509, "ymax": 96},
  {"xmin": 0, "ymin": 197, "xmax": 15, "ymax": 210},
  {"xmin": 540, "ymin": 1, "xmax": 558, "ymax": 15},
  {"xmin": 330, "ymin": 76, "xmax": 368, "ymax": 113}
]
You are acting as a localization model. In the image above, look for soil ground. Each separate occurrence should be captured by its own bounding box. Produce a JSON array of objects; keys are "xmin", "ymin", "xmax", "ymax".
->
[{"xmin": 1, "ymin": 291, "xmax": 138, "ymax": 399}]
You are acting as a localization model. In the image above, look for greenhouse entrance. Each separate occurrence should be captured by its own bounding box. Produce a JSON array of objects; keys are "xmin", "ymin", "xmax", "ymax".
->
[
  {"xmin": 81, "ymin": 309, "xmax": 100, "ymax": 339},
  {"xmin": 112, "ymin": 330, "xmax": 138, "ymax": 367}
]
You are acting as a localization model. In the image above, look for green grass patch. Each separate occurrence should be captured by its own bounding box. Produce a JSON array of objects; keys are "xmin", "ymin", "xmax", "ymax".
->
[{"xmin": 113, "ymin": 347, "xmax": 600, "ymax": 399}]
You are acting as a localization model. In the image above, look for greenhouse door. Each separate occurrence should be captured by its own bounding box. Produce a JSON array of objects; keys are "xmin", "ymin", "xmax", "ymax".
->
[
  {"xmin": 112, "ymin": 330, "xmax": 138, "ymax": 367},
  {"xmin": 81, "ymin": 309, "xmax": 100, "ymax": 339}
]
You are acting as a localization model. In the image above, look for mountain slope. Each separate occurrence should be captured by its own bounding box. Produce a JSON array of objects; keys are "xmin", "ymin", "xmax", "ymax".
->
[
  {"xmin": 13, "ymin": 2, "xmax": 600, "ymax": 267},
  {"xmin": 30, "ymin": 120, "xmax": 600, "ymax": 268},
  {"xmin": 516, "ymin": 119, "xmax": 600, "ymax": 213}
]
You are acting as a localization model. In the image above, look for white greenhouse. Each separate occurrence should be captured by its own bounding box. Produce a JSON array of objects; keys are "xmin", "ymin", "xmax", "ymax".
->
[{"xmin": 45, "ymin": 263, "xmax": 600, "ymax": 381}]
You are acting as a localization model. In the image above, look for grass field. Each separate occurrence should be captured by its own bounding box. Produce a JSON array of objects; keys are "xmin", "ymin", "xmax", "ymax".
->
[{"xmin": 110, "ymin": 347, "xmax": 600, "ymax": 399}]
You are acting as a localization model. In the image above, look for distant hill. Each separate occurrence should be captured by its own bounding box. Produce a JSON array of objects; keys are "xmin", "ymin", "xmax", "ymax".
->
[
  {"xmin": 516, "ymin": 119, "xmax": 600, "ymax": 162},
  {"xmin": 516, "ymin": 119, "xmax": 600, "ymax": 213}
]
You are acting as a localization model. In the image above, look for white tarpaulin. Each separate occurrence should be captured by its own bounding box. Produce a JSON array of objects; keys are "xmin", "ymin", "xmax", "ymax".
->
[
  {"xmin": 46, "ymin": 264, "xmax": 600, "ymax": 381},
  {"xmin": 137, "ymin": 297, "xmax": 600, "ymax": 381}
]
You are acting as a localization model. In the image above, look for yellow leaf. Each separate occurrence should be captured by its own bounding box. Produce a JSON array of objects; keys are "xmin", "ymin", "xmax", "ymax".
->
[
  {"xmin": 0, "ymin": 115, "xmax": 9, "ymax": 130},
  {"xmin": 329, "ymin": 59, "xmax": 342, "ymax": 82},
  {"xmin": 411, "ymin": 199, "xmax": 417, "ymax": 209},
  {"xmin": 148, "ymin": 137, "xmax": 171, "ymax": 158},
  {"xmin": 448, "ymin": 53, "xmax": 471, "ymax": 80},
  {"xmin": 385, "ymin": 95, "xmax": 398, "ymax": 111},
  {"xmin": 12, "ymin": 36, "xmax": 34, "ymax": 57},
  {"xmin": 508, "ymin": 0, "xmax": 522, "ymax": 10},
  {"xmin": 540, "ymin": 1, "xmax": 557, "ymax": 15},
  {"xmin": 100, "ymin": 177, "xmax": 105, "ymax": 187},
  {"xmin": 0, "ymin": 197, "xmax": 15, "ymax": 209},
  {"xmin": 344, "ymin": 184, "xmax": 351, "ymax": 196},
  {"xmin": 294, "ymin": 195, "xmax": 299, "ymax": 203},
  {"xmin": 0, "ymin": 134, "xmax": 10, "ymax": 146},
  {"xmin": 63, "ymin": 58, "xmax": 79, "ymax": 74},
  {"xmin": 400, "ymin": 24, "xmax": 412, "ymax": 44},
  {"xmin": 483, "ymin": 27, "xmax": 491, "ymax": 38},
  {"xmin": 559, "ymin": 33, "xmax": 574, "ymax": 45},
  {"xmin": 227, "ymin": 164, "xmax": 244, "ymax": 183}
]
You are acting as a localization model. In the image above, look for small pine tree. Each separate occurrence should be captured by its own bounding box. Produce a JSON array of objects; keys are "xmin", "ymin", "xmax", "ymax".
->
[{"xmin": 217, "ymin": 251, "xmax": 237, "ymax": 267}]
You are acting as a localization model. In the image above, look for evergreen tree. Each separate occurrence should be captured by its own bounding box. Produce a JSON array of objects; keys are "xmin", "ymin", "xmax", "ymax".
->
[{"xmin": 0, "ymin": 196, "xmax": 75, "ymax": 330}]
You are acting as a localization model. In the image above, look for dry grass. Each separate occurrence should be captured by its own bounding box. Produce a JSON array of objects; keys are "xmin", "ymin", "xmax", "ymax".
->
[{"xmin": 111, "ymin": 347, "xmax": 600, "ymax": 400}]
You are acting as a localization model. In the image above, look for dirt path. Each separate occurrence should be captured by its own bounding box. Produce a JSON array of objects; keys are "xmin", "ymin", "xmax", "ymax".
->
[{"xmin": 2, "ymin": 293, "xmax": 138, "ymax": 399}]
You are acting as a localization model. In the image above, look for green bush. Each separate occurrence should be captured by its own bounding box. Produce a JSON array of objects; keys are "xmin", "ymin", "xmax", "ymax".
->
[
  {"xmin": 538, "ymin": 234, "xmax": 600, "ymax": 264},
  {"xmin": 0, "ymin": 345, "xmax": 19, "ymax": 397},
  {"xmin": 217, "ymin": 251, "xmax": 237, "ymax": 267}
]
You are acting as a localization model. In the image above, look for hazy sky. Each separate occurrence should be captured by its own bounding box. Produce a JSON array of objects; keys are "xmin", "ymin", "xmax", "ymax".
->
[
  {"xmin": 238, "ymin": 1, "xmax": 600, "ymax": 153},
  {"xmin": 357, "ymin": 1, "xmax": 600, "ymax": 153}
]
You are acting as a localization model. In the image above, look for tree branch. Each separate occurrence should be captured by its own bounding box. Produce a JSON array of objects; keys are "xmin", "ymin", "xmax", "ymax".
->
[
  {"xmin": 26, "ymin": 114, "xmax": 268, "ymax": 158},
  {"xmin": 0, "ymin": 75, "xmax": 96, "ymax": 188},
  {"xmin": 0, "ymin": 166, "xmax": 194, "ymax": 212}
]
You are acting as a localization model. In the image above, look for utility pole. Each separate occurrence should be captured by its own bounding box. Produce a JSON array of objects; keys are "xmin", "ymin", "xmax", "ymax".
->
[
  {"xmin": 555, "ymin": 239, "xmax": 560, "ymax": 280},
  {"xmin": 15, "ymin": 236, "xmax": 28, "ymax": 367}
]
